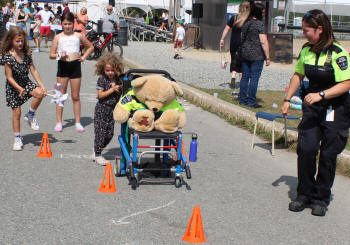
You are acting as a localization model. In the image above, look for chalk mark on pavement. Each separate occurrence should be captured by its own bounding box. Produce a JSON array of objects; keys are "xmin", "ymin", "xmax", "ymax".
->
[{"xmin": 111, "ymin": 200, "xmax": 176, "ymax": 225}]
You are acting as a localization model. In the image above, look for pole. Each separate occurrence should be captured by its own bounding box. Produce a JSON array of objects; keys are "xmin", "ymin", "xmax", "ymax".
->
[
  {"xmin": 169, "ymin": 0, "xmax": 173, "ymax": 29},
  {"xmin": 172, "ymin": 0, "xmax": 177, "ymax": 40}
]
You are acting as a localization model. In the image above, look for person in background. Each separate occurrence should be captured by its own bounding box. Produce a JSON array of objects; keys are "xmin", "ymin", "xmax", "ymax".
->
[
  {"xmin": 32, "ymin": 14, "xmax": 41, "ymax": 52},
  {"xmin": 74, "ymin": 7, "xmax": 88, "ymax": 35},
  {"xmin": 173, "ymin": 20, "xmax": 185, "ymax": 59},
  {"xmin": 239, "ymin": 2, "xmax": 270, "ymax": 108},
  {"xmin": 23, "ymin": 1, "xmax": 34, "ymax": 40},
  {"xmin": 3, "ymin": 2, "xmax": 11, "ymax": 16},
  {"xmin": 220, "ymin": 1, "xmax": 250, "ymax": 91},
  {"xmin": 282, "ymin": 9, "xmax": 350, "ymax": 217},
  {"xmin": 56, "ymin": 5, "xmax": 62, "ymax": 18},
  {"xmin": 37, "ymin": 3, "xmax": 54, "ymax": 49},
  {"xmin": 3, "ymin": 2, "xmax": 12, "ymax": 23},
  {"xmin": 101, "ymin": 5, "xmax": 120, "ymax": 33},
  {"xmin": 62, "ymin": 0, "xmax": 70, "ymax": 15},
  {"xmin": 15, "ymin": 4, "xmax": 27, "ymax": 31}
]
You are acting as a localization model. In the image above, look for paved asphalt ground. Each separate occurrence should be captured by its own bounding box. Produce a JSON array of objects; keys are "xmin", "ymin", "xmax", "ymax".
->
[{"xmin": 1, "ymin": 46, "xmax": 350, "ymax": 244}]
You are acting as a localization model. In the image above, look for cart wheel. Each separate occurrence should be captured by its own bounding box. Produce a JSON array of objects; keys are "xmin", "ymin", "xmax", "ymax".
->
[
  {"xmin": 175, "ymin": 177, "xmax": 182, "ymax": 188},
  {"xmin": 131, "ymin": 177, "xmax": 138, "ymax": 190},
  {"xmin": 185, "ymin": 165, "xmax": 192, "ymax": 179},
  {"xmin": 114, "ymin": 157, "xmax": 121, "ymax": 177}
]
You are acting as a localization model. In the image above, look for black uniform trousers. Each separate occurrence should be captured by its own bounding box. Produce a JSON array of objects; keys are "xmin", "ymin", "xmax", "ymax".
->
[
  {"xmin": 94, "ymin": 103, "xmax": 115, "ymax": 155},
  {"xmin": 297, "ymin": 102, "xmax": 349, "ymax": 206}
]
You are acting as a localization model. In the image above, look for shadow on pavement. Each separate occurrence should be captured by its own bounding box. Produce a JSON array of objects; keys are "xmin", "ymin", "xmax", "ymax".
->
[
  {"xmin": 272, "ymin": 175, "xmax": 334, "ymax": 203},
  {"xmin": 272, "ymin": 175, "xmax": 298, "ymax": 200},
  {"xmin": 104, "ymin": 147, "xmax": 121, "ymax": 160},
  {"xmin": 63, "ymin": 116, "xmax": 93, "ymax": 129},
  {"xmin": 22, "ymin": 132, "xmax": 58, "ymax": 146}
]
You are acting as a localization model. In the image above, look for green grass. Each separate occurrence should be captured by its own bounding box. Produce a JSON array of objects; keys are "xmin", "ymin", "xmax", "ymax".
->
[
  {"xmin": 199, "ymin": 87, "xmax": 302, "ymax": 126},
  {"xmin": 190, "ymin": 87, "xmax": 350, "ymax": 176}
]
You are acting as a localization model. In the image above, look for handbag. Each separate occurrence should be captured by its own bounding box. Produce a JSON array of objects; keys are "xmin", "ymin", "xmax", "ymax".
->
[
  {"xmin": 219, "ymin": 47, "xmax": 228, "ymax": 69},
  {"xmin": 233, "ymin": 22, "xmax": 252, "ymax": 72}
]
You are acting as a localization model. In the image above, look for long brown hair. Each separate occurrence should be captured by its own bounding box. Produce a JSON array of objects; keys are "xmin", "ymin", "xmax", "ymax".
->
[
  {"xmin": 95, "ymin": 53, "xmax": 124, "ymax": 77},
  {"xmin": 303, "ymin": 9, "xmax": 334, "ymax": 53},
  {"xmin": 0, "ymin": 26, "xmax": 30, "ymax": 55},
  {"xmin": 236, "ymin": 1, "xmax": 251, "ymax": 28}
]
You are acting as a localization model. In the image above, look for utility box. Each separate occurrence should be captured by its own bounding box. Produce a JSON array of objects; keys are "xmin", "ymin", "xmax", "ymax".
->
[
  {"xmin": 117, "ymin": 19, "xmax": 128, "ymax": 46},
  {"xmin": 267, "ymin": 32, "xmax": 293, "ymax": 64},
  {"xmin": 184, "ymin": 24, "xmax": 199, "ymax": 48}
]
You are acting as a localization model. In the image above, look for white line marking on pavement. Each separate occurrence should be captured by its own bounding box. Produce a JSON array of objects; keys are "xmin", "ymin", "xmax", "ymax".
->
[
  {"xmin": 111, "ymin": 200, "xmax": 176, "ymax": 225},
  {"xmin": 58, "ymin": 153, "xmax": 117, "ymax": 159}
]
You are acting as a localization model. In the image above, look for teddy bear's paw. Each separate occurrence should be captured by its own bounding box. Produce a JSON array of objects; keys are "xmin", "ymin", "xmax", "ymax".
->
[
  {"xmin": 113, "ymin": 104, "xmax": 130, "ymax": 123},
  {"xmin": 128, "ymin": 118, "xmax": 155, "ymax": 132}
]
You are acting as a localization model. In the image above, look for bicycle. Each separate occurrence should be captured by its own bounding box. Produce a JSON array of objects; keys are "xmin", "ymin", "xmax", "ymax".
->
[{"xmin": 85, "ymin": 20, "xmax": 123, "ymax": 60}]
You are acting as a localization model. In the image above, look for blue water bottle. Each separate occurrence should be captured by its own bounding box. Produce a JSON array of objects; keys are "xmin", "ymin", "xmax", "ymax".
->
[{"xmin": 189, "ymin": 134, "xmax": 198, "ymax": 162}]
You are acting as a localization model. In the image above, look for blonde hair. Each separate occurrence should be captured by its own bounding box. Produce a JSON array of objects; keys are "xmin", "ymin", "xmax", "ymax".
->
[
  {"xmin": 236, "ymin": 1, "xmax": 251, "ymax": 28},
  {"xmin": 95, "ymin": 53, "xmax": 124, "ymax": 77}
]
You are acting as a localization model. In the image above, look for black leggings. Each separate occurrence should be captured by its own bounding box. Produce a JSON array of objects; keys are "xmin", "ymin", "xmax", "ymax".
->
[{"xmin": 94, "ymin": 103, "xmax": 115, "ymax": 155}]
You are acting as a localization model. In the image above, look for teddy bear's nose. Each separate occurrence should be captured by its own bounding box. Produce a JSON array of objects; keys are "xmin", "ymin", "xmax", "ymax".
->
[{"xmin": 152, "ymin": 108, "xmax": 159, "ymax": 112}]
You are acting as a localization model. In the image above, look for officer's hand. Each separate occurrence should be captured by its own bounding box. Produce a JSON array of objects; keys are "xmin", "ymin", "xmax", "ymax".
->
[
  {"xmin": 304, "ymin": 92, "xmax": 322, "ymax": 105},
  {"xmin": 281, "ymin": 101, "xmax": 290, "ymax": 115}
]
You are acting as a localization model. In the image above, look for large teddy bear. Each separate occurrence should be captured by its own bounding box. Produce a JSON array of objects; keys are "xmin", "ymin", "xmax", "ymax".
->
[{"xmin": 113, "ymin": 75, "xmax": 186, "ymax": 133}]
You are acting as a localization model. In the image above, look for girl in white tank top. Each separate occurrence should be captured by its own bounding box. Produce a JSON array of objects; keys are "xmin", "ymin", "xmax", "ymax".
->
[
  {"xmin": 49, "ymin": 12, "xmax": 94, "ymax": 133},
  {"xmin": 57, "ymin": 33, "xmax": 81, "ymax": 61}
]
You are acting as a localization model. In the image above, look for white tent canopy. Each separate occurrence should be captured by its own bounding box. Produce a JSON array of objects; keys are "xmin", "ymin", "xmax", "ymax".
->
[
  {"xmin": 288, "ymin": 0, "xmax": 350, "ymax": 16},
  {"xmin": 78, "ymin": 0, "xmax": 192, "ymax": 22}
]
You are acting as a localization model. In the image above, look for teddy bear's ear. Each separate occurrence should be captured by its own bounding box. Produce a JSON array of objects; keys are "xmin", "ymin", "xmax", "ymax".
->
[
  {"xmin": 132, "ymin": 77, "xmax": 148, "ymax": 88},
  {"xmin": 171, "ymin": 82, "xmax": 184, "ymax": 96}
]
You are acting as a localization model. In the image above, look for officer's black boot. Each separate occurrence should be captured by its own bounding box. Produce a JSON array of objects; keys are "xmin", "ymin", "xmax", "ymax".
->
[
  {"xmin": 311, "ymin": 205, "xmax": 327, "ymax": 216},
  {"xmin": 289, "ymin": 195, "xmax": 310, "ymax": 212},
  {"xmin": 311, "ymin": 200, "xmax": 328, "ymax": 216}
]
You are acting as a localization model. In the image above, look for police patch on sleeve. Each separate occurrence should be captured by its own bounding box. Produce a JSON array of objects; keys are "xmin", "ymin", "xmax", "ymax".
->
[
  {"xmin": 121, "ymin": 95, "xmax": 132, "ymax": 105},
  {"xmin": 336, "ymin": 56, "xmax": 348, "ymax": 70}
]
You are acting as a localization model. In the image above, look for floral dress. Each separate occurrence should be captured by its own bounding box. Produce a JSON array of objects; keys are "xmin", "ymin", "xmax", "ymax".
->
[{"xmin": 4, "ymin": 53, "xmax": 37, "ymax": 108}]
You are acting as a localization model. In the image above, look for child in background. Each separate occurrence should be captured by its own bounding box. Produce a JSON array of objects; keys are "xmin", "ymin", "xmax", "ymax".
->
[
  {"xmin": 1, "ymin": 26, "xmax": 46, "ymax": 151},
  {"xmin": 92, "ymin": 53, "xmax": 124, "ymax": 165},
  {"xmin": 49, "ymin": 12, "xmax": 93, "ymax": 133},
  {"xmin": 32, "ymin": 14, "xmax": 42, "ymax": 52},
  {"xmin": 173, "ymin": 20, "xmax": 185, "ymax": 59}
]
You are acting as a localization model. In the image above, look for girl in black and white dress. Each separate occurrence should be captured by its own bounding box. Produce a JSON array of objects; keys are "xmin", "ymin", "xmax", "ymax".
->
[{"xmin": 1, "ymin": 26, "xmax": 46, "ymax": 151}]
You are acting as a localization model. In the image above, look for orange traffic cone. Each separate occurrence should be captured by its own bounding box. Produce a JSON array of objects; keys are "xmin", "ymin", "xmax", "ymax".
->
[
  {"xmin": 99, "ymin": 162, "xmax": 116, "ymax": 193},
  {"xmin": 182, "ymin": 205, "xmax": 206, "ymax": 243},
  {"xmin": 37, "ymin": 132, "xmax": 52, "ymax": 158}
]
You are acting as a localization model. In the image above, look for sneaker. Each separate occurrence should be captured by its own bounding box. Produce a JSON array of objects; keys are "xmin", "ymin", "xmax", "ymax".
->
[
  {"xmin": 33, "ymin": 48, "xmax": 40, "ymax": 53},
  {"xmin": 13, "ymin": 137, "xmax": 23, "ymax": 151},
  {"xmin": 75, "ymin": 123, "xmax": 85, "ymax": 133},
  {"xmin": 173, "ymin": 54, "xmax": 179, "ymax": 59},
  {"xmin": 54, "ymin": 123, "xmax": 63, "ymax": 132},
  {"xmin": 311, "ymin": 204, "xmax": 327, "ymax": 216},
  {"xmin": 289, "ymin": 196, "xmax": 310, "ymax": 212},
  {"xmin": 95, "ymin": 156, "xmax": 107, "ymax": 166},
  {"xmin": 24, "ymin": 114, "xmax": 40, "ymax": 130}
]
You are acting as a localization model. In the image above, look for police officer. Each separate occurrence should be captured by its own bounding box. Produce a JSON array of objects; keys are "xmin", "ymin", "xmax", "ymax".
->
[{"xmin": 282, "ymin": 9, "xmax": 350, "ymax": 216}]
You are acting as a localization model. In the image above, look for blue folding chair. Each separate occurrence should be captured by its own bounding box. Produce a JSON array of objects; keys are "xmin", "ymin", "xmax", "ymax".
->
[{"xmin": 251, "ymin": 112, "xmax": 300, "ymax": 156}]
